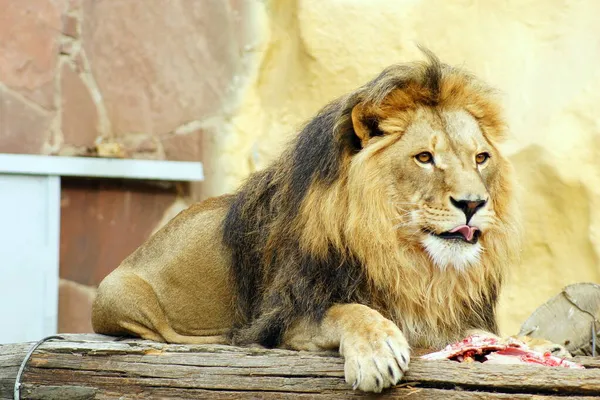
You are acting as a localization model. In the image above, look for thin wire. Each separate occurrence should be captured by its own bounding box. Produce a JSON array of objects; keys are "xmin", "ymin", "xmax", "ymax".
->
[
  {"xmin": 592, "ymin": 322, "xmax": 597, "ymax": 358},
  {"xmin": 14, "ymin": 335, "xmax": 64, "ymax": 400}
]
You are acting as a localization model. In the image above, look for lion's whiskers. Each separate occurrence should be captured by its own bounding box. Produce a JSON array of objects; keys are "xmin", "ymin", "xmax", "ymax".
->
[
  {"xmin": 392, "ymin": 211, "xmax": 415, "ymax": 221},
  {"xmin": 392, "ymin": 201, "xmax": 419, "ymax": 205},
  {"xmin": 393, "ymin": 221, "xmax": 413, "ymax": 230}
]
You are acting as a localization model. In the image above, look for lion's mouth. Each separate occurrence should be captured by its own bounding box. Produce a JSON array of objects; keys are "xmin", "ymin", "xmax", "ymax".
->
[{"xmin": 430, "ymin": 225, "xmax": 481, "ymax": 244}]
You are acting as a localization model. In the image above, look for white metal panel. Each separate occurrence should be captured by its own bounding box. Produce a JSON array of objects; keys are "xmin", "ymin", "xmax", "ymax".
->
[
  {"xmin": 0, "ymin": 175, "xmax": 61, "ymax": 344},
  {"xmin": 0, "ymin": 154, "xmax": 204, "ymax": 181}
]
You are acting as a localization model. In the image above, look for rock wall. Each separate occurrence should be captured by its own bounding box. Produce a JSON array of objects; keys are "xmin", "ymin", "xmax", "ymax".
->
[
  {"xmin": 3, "ymin": 0, "xmax": 600, "ymax": 336},
  {"xmin": 0, "ymin": 0, "xmax": 257, "ymax": 159}
]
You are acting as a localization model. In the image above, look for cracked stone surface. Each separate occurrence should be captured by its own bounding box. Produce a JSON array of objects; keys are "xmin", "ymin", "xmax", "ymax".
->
[
  {"xmin": 81, "ymin": 0, "xmax": 243, "ymax": 137},
  {"xmin": 0, "ymin": 88, "xmax": 53, "ymax": 154},
  {"xmin": 161, "ymin": 130, "xmax": 204, "ymax": 162},
  {"xmin": 0, "ymin": 0, "xmax": 64, "ymax": 110},
  {"xmin": 0, "ymin": 0, "xmax": 253, "ymax": 160},
  {"xmin": 60, "ymin": 62, "xmax": 98, "ymax": 148}
]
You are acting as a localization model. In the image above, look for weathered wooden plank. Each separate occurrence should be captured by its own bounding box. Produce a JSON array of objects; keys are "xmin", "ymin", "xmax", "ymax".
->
[
  {"xmin": 1, "ymin": 334, "xmax": 599, "ymax": 399},
  {"xmin": 576, "ymin": 356, "xmax": 600, "ymax": 368},
  {"xmin": 26, "ymin": 348, "xmax": 599, "ymax": 394},
  {"xmin": 0, "ymin": 342, "xmax": 32, "ymax": 399}
]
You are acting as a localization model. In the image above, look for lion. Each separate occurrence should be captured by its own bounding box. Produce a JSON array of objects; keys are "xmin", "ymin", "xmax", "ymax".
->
[{"xmin": 92, "ymin": 51, "xmax": 567, "ymax": 393}]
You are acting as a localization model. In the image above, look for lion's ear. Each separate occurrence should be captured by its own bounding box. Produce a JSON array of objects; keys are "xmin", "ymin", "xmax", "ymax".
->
[{"xmin": 351, "ymin": 103, "xmax": 384, "ymax": 147}]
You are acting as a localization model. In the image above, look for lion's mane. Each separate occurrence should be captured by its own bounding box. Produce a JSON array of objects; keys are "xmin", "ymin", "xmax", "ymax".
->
[{"xmin": 223, "ymin": 52, "xmax": 519, "ymax": 349}]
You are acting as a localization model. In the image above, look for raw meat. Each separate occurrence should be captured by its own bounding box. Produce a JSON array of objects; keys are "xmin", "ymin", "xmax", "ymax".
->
[{"xmin": 421, "ymin": 334, "xmax": 584, "ymax": 369}]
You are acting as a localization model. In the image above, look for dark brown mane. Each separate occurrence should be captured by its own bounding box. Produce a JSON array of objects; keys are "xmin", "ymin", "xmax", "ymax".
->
[{"xmin": 222, "ymin": 100, "xmax": 369, "ymax": 346}]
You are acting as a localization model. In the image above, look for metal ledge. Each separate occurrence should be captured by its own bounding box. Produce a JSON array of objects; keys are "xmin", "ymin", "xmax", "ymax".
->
[{"xmin": 0, "ymin": 154, "xmax": 204, "ymax": 181}]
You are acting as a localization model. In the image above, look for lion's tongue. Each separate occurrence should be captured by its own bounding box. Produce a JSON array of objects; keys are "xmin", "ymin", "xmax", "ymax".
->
[{"xmin": 449, "ymin": 225, "xmax": 478, "ymax": 241}]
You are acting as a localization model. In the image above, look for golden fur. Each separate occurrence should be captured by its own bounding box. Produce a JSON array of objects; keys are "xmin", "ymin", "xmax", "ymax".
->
[{"xmin": 93, "ymin": 52, "xmax": 564, "ymax": 393}]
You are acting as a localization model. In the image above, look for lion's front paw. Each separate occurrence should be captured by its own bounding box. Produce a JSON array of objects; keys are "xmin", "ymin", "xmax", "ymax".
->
[{"xmin": 340, "ymin": 319, "xmax": 410, "ymax": 393}]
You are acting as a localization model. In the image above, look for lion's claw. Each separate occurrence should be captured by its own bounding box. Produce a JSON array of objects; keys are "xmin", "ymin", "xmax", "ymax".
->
[{"xmin": 342, "ymin": 320, "xmax": 410, "ymax": 393}]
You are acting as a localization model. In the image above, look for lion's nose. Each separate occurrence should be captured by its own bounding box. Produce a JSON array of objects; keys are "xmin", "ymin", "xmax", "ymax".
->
[{"xmin": 450, "ymin": 197, "xmax": 487, "ymax": 223}]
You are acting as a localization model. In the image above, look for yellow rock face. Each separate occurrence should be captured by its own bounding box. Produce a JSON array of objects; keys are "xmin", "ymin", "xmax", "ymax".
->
[{"xmin": 211, "ymin": 0, "xmax": 600, "ymax": 335}]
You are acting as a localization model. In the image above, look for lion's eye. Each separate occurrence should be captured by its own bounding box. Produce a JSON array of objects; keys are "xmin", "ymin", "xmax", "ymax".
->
[
  {"xmin": 415, "ymin": 152, "xmax": 434, "ymax": 164},
  {"xmin": 475, "ymin": 152, "xmax": 490, "ymax": 165}
]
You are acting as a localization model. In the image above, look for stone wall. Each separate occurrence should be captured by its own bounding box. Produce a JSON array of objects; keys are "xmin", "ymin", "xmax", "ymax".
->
[
  {"xmin": 1, "ymin": 0, "xmax": 256, "ymax": 159},
  {"xmin": 3, "ymin": 0, "xmax": 600, "ymax": 337}
]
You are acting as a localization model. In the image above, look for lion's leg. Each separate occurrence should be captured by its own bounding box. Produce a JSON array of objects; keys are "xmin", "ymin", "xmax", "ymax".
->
[
  {"xmin": 93, "ymin": 271, "xmax": 229, "ymax": 345},
  {"xmin": 119, "ymin": 321, "xmax": 166, "ymax": 343},
  {"xmin": 283, "ymin": 303, "xmax": 410, "ymax": 393}
]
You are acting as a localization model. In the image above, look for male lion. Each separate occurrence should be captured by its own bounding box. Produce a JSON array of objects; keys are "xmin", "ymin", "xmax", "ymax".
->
[{"xmin": 93, "ymin": 52, "xmax": 565, "ymax": 392}]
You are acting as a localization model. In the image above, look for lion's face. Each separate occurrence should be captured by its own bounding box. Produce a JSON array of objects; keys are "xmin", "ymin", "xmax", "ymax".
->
[{"xmin": 357, "ymin": 106, "xmax": 511, "ymax": 271}]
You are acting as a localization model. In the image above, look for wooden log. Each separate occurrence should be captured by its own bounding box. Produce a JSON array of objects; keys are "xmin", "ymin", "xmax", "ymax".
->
[{"xmin": 0, "ymin": 334, "xmax": 598, "ymax": 399}]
